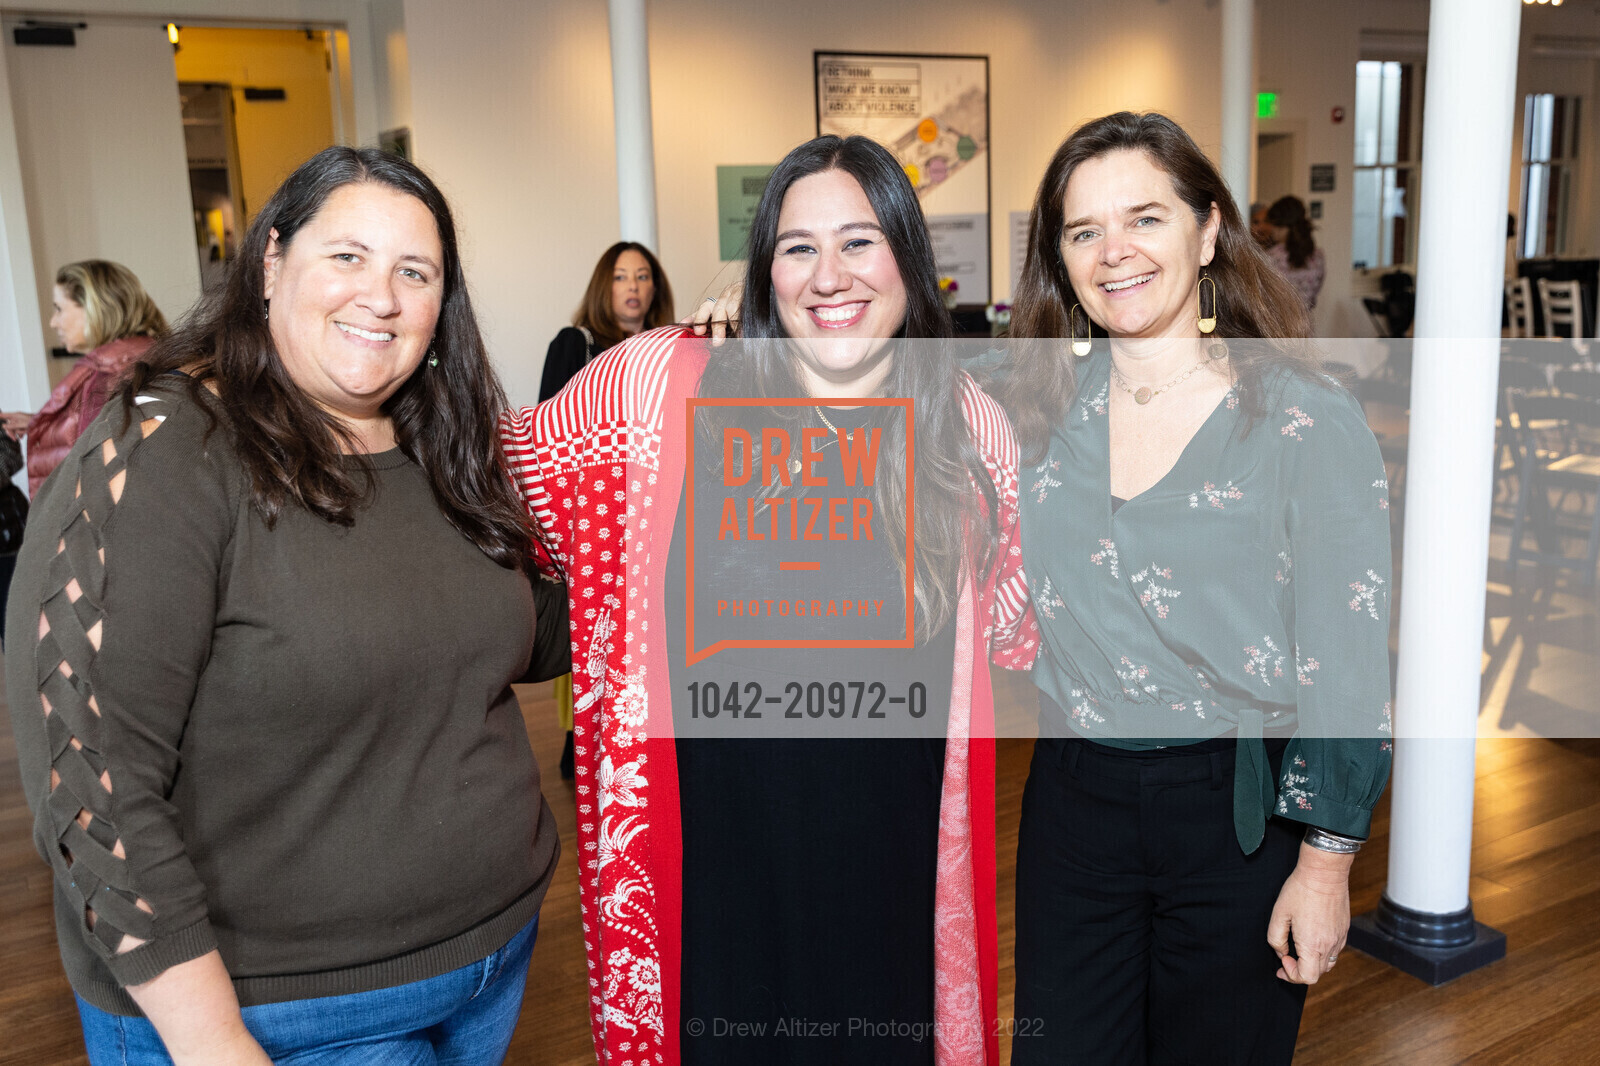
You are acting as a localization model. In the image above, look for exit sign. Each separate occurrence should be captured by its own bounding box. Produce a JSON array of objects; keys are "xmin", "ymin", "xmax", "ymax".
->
[{"xmin": 1257, "ymin": 92, "xmax": 1279, "ymax": 119}]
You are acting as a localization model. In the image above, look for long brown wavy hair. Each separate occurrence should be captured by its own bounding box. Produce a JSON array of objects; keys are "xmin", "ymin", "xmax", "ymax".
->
[
  {"xmin": 125, "ymin": 146, "xmax": 530, "ymax": 568},
  {"xmin": 999, "ymin": 112, "xmax": 1316, "ymax": 462},
  {"xmin": 575, "ymin": 241, "xmax": 676, "ymax": 352}
]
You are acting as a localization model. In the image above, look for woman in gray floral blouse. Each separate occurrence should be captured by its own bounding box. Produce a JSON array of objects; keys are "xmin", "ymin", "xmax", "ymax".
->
[{"xmin": 996, "ymin": 112, "xmax": 1392, "ymax": 1064}]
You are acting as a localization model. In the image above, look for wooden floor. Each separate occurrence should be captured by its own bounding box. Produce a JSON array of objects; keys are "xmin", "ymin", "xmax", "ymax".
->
[{"xmin": 3, "ymin": 667, "xmax": 1598, "ymax": 1064}]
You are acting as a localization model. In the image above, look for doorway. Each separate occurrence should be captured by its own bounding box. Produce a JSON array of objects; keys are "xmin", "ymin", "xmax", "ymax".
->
[
  {"xmin": 180, "ymin": 82, "xmax": 243, "ymax": 292},
  {"xmin": 173, "ymin": 26, "xmax": 346, "ymax": 288},
  {"xmin": 1257, "ymin": 131, "xmax": 1296, "ymax": 206}
]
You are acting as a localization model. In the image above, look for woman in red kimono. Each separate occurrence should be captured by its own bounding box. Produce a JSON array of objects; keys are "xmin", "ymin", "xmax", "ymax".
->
[{"xmin": 502, "ymin": 135, "xmax": 1034, "ymax": 1066}]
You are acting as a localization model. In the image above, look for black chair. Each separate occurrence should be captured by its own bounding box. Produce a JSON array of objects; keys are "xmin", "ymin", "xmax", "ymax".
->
[
  {"xmin": 1505, "ymin": 390, "xmax": 1600, "ymax": 585},
  {"xmin": 1519, "ymin": 257, "xmax": 1599, "ymax": 339},
  {"xmin": 1362, "ymin": 297, "xmax": 1391, "ymax": 336},
  {"xmin": 1554, "ymin": 368, "xmax": 1600, "ymax": 402},
  {"xmin": 1501, "ymin": 358, "xmax": 1551, "ymax": 394},
  {"xmin": 1553, "ymin": 369, "xmax": 1600, "ymax": 458},
  {"xmin": 1363, "ymin": 272, "xmax": 1417, "ymax": 341},
  {"xmin": 1496, "ymin": 360, "xmax": 1555, "ymax": 504}
]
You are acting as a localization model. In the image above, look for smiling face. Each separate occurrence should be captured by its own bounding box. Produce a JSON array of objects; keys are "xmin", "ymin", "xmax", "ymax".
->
[
  {"xmin": 49, "ymin": 284, "xmax": 90, "ymax": 353},
  {"xmin": 262, "ymin": 182, "xmax": 444, "ymax": 435},
  {"xmin": 770, "ymin": 168, "xmax": 909, "ymax": 396},
  {"xmin": 610, "ymin": 249, "xmax": 656, "ymax": 335},
  {"xmin": 1059, "ymin": 149, "xmax": 1219, "ymax": 342}
]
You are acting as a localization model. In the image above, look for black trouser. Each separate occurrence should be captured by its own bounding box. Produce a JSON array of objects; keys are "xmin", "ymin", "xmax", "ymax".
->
[{"xmin": 1013, "ymin": 735, "xmax": 1308, "ymax": 1066}]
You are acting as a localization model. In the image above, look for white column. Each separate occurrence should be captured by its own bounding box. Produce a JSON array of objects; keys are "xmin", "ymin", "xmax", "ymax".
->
[
  {"xmin": 607, "ymin": 0, "xmax": 659, "ymax": 251},
  {"xmin": 1219, "ymin": 0, "xmax": 1255, "ymax": 216},
  {"xmin": 1389, "ymin": 0, "xmax": 1521, "ymax": 920}
]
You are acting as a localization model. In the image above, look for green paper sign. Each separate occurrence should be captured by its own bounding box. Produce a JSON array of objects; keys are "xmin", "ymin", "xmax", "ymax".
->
[{"xmin": 717, "ymin": 165, "xmax": 775, "ymax": 261}]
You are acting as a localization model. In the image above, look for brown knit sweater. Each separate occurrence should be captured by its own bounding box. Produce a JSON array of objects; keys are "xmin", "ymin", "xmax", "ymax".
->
[{"xmin": 5, "ymin": 379, "xmax": 559, "ymax": 1015}]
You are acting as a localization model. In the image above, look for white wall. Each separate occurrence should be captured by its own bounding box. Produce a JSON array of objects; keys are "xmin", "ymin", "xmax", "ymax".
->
[
  {"xmin": 4, "ymin": 19, "xmax": 199, "ymax": 384},
  {"xmin": 403, "ymin": 0, "xmax": 620, "ymax": 408},
  {"xmin": 368, "ymin": 0, "xmax": 410, "ymax": 136},
  {"xmin": 406, "ymin": 0, "xmax": 1226, "ymax": 407},
  {"xmin": 651, "ymin": 0, "xmax": 1225, "ymax": 313}
]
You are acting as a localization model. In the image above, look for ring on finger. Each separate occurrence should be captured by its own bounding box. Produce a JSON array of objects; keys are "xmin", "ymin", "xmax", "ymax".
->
[
  {"xmin": 1327, "ymin": 954, "xmax": 1339, "ymax": 966},
  {"xmin": 704, "ymin": 296, "xmax": 717, "ymax": 304}
]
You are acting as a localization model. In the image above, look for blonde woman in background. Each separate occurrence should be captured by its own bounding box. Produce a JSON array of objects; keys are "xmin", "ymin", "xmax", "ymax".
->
[{"xmin": 3, "ymin": 260, "xmax": 167, "ymax": 494}]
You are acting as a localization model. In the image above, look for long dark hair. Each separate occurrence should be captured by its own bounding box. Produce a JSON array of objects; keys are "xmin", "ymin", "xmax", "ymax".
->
[
  {"xmin": 1267, "ymin": 195, "xmax": 1317, "ymax": 268},
  {"xmin": 1001, "ymin": 112, "xmax": 1315, "ymax": 462},
  {"xmin": 699, "ymin": 134, "xmax": 994, "ymax": 638},
  {"xmin": 576, "ymin": 241, "xmax": 676, "ymax": 351},
  {"xmin": 126, "ymin": 146, "xmax": 530, "ymax": 568}
]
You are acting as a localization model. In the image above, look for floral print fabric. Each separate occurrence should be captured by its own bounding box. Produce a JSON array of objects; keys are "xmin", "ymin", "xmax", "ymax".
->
[{"xmin": 1020, "ymin": 352, "xmax": 1392, "ymax": 845}]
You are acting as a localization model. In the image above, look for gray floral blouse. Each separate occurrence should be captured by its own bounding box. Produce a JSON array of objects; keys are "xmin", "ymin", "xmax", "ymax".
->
[{"xmin": 1021, "ymin": 350, "xmax": 1393, "ymax": 852}]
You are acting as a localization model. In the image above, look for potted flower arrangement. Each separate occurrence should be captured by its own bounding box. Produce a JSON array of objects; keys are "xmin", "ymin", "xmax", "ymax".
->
[{"xmin": 985, "ymin": 302, "xmax": 1011, "ymax": 337}]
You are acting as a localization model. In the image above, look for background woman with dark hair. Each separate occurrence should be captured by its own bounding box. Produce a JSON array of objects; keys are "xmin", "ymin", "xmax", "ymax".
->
[
  {"xmin": 539, "ymin": 242, "xmax": 675, "ymax": 777},
  {"xmin": 997, "ymin": 112, "xmax": 1390, "ymax": 1064},
  {"xmin": 7, "ymin": 146, "xmax": 562, "ymax": 1065},
  {"xmin": 538, "ymin": 240, "xmax": 676, "ymax": 403},
  {"xmin": 502, "ymin": 134, "xmax": 1033, "ymax": 1066},
  {"xmin": 2, "ymin": 259, "xmax": 167, "ymax": 495},
  {"xmin": 1264, "ymin": 194, "xmax": 1327, "ymax": 311}
]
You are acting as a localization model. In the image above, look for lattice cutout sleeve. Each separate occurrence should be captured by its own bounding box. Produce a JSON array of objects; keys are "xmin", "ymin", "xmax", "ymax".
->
[{"xmin": 17, "ymin": 389, "xmax": 237, "ymax": 987}]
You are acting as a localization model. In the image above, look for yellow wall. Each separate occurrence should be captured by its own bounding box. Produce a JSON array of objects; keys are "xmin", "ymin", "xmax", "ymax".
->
[{"xmin": 173, "ymin": 27, "xmax": 336, "ymax": 223}]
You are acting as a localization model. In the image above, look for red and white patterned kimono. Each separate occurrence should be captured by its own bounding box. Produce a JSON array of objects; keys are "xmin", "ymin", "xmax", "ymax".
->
[{"xmin": 501, "ymin": 327, "xmax": 1036, "ymax": 1066}]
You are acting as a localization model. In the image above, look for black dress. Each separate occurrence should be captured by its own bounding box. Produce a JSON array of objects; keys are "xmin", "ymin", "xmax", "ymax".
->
[
  {"xmin": 665, "ymin": 404, "xmax": 952, "ymax": 1066},
  {"xmin": 538, "ymin": 326, "xmax": 597, "ymax": 403}
]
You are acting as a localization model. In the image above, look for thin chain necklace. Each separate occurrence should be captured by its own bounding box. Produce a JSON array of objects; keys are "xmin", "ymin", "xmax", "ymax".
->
[
  {"xmin": 1111, "ymin": 359, "xmax": 1209, "ymax": 405},
  {"xmin": 790, "ymin": 406, "xmax": 842, "ymax": 475}
]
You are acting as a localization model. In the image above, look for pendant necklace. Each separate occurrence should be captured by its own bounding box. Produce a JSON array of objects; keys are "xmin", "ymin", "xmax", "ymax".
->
[
  {"xmin": 1111, "ymin": 359, "xmax": 1209, "ymax": 405},
  {"xmin": 790, "ymin": 406, "xmax": 841, "ymax": 476}
]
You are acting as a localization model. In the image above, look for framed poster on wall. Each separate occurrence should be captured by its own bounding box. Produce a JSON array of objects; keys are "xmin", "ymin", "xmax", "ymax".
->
[{"xmin": 815, "ymin": 51, "xmax": 990, "ymax": 306}]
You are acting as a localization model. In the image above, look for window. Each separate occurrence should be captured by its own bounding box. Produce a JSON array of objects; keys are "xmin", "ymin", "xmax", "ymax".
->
[
  {"xmin": 1519, "ymin": 93, "xmax": 1580, "ymax": 259},
  {"xmin": 1351, "ymin": 60, "xmax": 1420, "ymax": 270}
]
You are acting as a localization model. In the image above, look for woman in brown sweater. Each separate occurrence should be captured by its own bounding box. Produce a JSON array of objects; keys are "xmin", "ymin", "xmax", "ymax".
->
[{"xmin": 6, "ymin": 147, "xmax": 562, "ymax": 1066}]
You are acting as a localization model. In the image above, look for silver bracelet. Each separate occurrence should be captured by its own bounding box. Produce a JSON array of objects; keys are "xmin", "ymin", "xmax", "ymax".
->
[{"xmin": 1304, "ymin": 827, "xmax": 1364, "ymax": 854}]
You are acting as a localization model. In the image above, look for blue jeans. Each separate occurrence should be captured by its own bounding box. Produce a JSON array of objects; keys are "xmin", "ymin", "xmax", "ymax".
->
[{"xmin": 77, "ymin": 915, "xmax": 537, "ymax": 1065}]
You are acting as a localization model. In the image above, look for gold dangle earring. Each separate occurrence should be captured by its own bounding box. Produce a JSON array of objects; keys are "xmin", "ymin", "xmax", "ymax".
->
[
  {"xmin": 1070, "ymin": 303, "xmax": 1092, "ymax": 357},
  {"xmin": 1197, "ymin": 269, "xmax": 1218, "ymax": 335}
]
